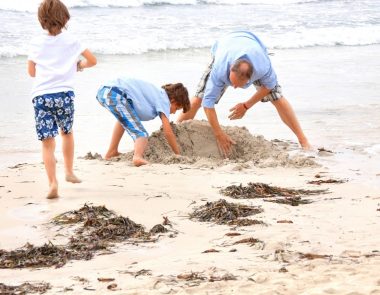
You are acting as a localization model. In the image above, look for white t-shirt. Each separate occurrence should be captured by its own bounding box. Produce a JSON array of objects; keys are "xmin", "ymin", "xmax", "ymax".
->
[{"xmin": 28, "ymin": 31, "xmax": 86, "ymax": 97}]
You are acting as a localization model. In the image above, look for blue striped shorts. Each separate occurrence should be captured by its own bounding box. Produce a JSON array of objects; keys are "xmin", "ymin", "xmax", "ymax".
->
[{"xmin": 96, "ymin": 86, "xmax": 148, "ymax": 140}]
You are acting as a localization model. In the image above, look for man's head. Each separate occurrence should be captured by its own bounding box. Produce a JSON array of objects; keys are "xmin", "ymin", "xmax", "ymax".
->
[
  {"xmin": 162, "ymin": 83, "xmax": 190, "ymax": 114},
  {"xmin": 229, "ymin": 59, "xmax": 253, "ymax": 88},
  {"xmin": 38, "ymin": 0, "xmax": 70, "ymax": 36}
]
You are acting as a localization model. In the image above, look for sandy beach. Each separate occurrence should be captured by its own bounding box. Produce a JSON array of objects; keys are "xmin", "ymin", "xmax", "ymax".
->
[
  {"xmin": 1, "ymin": 1, "xmax": 379, "ymax": 293},
  {"xmin": 0, "ymin": 121, "xmax": 379, "ymax": 294},
  {"xmin": 0, "ymin": 44, "xmax": 379, "ymax": 295}
]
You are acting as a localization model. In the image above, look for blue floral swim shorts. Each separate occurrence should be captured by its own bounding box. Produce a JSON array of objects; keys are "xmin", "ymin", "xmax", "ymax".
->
[{"xmin": 32, "ymin": 91, "xmax": 75, "ymax": 141}]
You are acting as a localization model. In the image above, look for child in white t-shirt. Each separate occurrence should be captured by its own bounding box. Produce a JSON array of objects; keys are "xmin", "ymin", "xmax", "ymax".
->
[{"xmin": 27, "ymin": 0, "xmax": 97, "ymax": 199}]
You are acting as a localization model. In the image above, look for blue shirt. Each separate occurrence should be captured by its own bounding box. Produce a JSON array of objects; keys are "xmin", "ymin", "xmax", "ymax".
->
[
  {"xmin": 203, "ymin": 31, "xmax": 277, "ymax": 108},
  {"xmin": 102, "ymin": 77, "xmax": 170, "ymax": 121}
]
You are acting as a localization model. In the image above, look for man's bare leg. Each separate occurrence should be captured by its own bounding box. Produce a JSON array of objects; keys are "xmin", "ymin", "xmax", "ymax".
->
[
  {"xmin": 105, "ymin": 122, "xmax": 125, "ymax": 160},
  {"xmin": 272, "ymin": 97, "xmax": 311, "ymax": 150},
  {"xmin": 177, "ymin": 96, "xmax": 202, "ymax": 122},
  {"xmin": 132, "ymin": 137, "xmax": 149, "ymax": 167}
]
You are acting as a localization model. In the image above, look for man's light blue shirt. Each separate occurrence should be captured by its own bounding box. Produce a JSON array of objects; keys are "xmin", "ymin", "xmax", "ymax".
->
[
  {"xmin": 102, "ymin": 77, "xmax": 170, "ymax": 121},
  {"xmin": 203, "ymin": 31, "xmax": 277, "ymax": 108}
]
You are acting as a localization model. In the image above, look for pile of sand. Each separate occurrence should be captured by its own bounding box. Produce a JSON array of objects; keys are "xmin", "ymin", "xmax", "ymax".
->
[{"xmin": 120, "ymin": 120, "xmax": 316, "ymax": 168}]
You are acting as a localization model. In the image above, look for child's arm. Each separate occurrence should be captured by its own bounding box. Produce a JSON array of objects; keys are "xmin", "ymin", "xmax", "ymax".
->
[
  {"xmin": 27, "ymin": 60, "xmax": 36, "ymax": 77},
  {"xmin": 160, "ymin": 113, "xmax": 180, "ymax": 155},
  {"xmin": 77, "ymin": 49, "xmax": 97, "ymax": 71}
]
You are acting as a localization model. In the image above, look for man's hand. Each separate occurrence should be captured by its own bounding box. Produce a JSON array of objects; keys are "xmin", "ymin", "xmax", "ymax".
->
[
  {"xmin": 228, "ymin": 103, "xmax": 248, "ymax": 120},
  {"xmin": 215, "ymin": 131, "xmax": 236, "ymax": 158}
]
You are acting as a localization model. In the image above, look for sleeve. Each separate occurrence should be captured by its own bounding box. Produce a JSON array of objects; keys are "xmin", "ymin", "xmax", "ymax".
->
[
  {"xmin": 155, "ymin": 93, "xmax": 171, "ymax": 120},
  {"xmin": 74, "ymin": 38, "xmax": 87, "ymax": 56},
  {"xmin": 201, "ymin": 71, "xmax": 226, "ymax": 108},
  {"xmin": 27, "ymin": 37, "xmax": 39, "ymax": 62},
  {"xmin": 258, "ymin": 65, "xmax": 278, "ymax": 90},
  {"xmin": 77, "ymin": 40, "xmax": 87, "ymax": 55},
  {"xmin": 67, "ymin": 33, "xmax": 87, "ymax": 56}
]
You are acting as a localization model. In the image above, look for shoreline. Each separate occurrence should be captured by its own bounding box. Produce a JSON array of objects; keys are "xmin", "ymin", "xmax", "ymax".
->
[{"xmin": 1, "ymin": 45, "xmax": 380, "ymax": 173}]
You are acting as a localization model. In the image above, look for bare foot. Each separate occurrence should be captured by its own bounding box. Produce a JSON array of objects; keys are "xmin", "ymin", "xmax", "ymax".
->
[
  {"xmin": 65, "ymin": 174, "xmax": 82, "ymax": 183},
  {"xmin": 47, "ymin": 183, "xmax": 58, "ymax": 199},
  {"xmin": 132, "ymin": 156, "xmax": 149, "ymax": 167},
  {"xmin": 104, "ymin": 151, "xmax": 121, "ymax": 160},
  {"xmin": 300, "ymin": 140, "xmax": 312, "ymax": 151}
]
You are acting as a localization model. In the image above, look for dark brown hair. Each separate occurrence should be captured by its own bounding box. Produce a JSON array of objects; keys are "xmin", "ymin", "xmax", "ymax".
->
[
  {"xmin": 162, "ymin": 83, "xmax": 190, "ymax": 113},
  {"xmin": 231, "ymin": 59, "xmax": 253, "ymax": 80},
  {"xmin": 38, "ymin": 0, "xmax": 70, "ymax": 36}
]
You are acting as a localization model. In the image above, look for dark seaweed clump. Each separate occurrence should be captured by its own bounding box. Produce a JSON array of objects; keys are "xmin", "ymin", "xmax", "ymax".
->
[
  {"xmin": 0, "ymin": 282, "xmax": 51, "ymax": 294},
  {"xmin": 220, "ymin": 182, "xmax": 328, "ymax": 206},
  {"xmin": 0, "ymin": 205, "xmax": 167, "ymax": 269},
  {"xmin": 189, "ymin": 199, "xmax": 263, "ymax": 225},
  {"xmin": 221, "ymin": 182, "xmax": 327, "ymax": 199}
]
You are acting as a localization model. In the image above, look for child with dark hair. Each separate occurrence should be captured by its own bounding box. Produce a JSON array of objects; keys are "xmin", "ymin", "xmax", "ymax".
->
[
  {"xmin": 27, "ymin": 0, "xmax": 97, "ymax": 199},
  {"xmin": 96, "ymin": 78, "xmax": 190, "ymax": 166}
]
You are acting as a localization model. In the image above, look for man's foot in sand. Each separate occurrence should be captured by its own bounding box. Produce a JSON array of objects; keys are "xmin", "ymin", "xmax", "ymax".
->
[
  {"xmin": 47, "ymin": 183, "xmax": 58, "ymax": 199},
  {"xmin": 104, "ymin": 151, "xmax": 121, "ymax": 160},
  {"xmin": 300, "ymin": 140, "xmax": 312, "ymax": 151},
  {"xmin": 65, "ymin": 174, "xmax": 82, "ymax": 183},
  {"xmin": 132, "ymin": 156, "xmax": 149, "ymax": 167}
]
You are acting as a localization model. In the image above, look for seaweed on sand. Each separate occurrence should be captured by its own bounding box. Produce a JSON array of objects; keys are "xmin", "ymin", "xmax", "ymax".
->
[
  {"xmin": 0, "ymin": 242, "xmax": 85, "ymax": 269},
  {"xmin": 264, "ymin": 196, "xmax": 313, "ymax": 206},
  {"xmin": 220, "ymin": 182, "xmax": 327, "ymax": 199},
  {"xmin": 189, "ymin": 199, "xmax": 263, "ymax": 225},
  {"xmin": 0, "ymin": 205, "xmax": 166, "ymax": 269},
  {"xmin": 0, "ymin": 282, "xmax": 51, "ymax": 294},
  {"xmin": 227, "ymin": 218, "xmax": 265, "ymax": 226}
]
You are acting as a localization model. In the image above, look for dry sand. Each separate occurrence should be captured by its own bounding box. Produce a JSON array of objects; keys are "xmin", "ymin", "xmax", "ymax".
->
[{"xmin": 0, "ymin": 123, "xmax": 379, "ymax": 295}]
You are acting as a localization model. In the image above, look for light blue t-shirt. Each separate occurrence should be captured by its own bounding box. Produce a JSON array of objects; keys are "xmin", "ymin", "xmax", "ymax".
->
[
  {"xmin": 203, "ymin": 31, "xmax": 277, "ymax": 108},
  {"xmin": 102, "ymin": 77, "xmax": 170, "ymax": 121}
]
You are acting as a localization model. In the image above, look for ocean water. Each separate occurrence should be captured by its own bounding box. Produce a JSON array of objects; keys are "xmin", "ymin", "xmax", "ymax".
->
[
  {"xmin": 1, "ymin": 0, "xmax": 379, "ymax": 57},
  {"xmin": 0, "ymin": 0, "xmax": 379, "ymax": 184}
]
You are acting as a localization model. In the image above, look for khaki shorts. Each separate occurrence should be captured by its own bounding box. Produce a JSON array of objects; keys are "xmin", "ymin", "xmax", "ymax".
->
[
  {"xmin": 195, "ymin": 56, "xmax": 283, "ymax": 103},
  {"xmin": 194, "ymin": 57, "xmax": 227, "ymax": 104}
]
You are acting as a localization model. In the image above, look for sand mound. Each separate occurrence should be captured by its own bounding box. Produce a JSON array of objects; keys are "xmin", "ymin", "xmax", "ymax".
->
[{"xmin": 121, "ymin": 120, "xmax": 317, "ymax": 168}]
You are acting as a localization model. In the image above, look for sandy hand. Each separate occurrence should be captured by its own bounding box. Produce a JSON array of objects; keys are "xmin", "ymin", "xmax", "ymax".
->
[{"xmin": 215, "ymin": 132, "xmax": 236, "ymax": 158}]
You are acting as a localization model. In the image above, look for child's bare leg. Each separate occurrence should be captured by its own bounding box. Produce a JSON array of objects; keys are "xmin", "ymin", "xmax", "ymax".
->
[
  {"xmin": 132, "ymin": 137, "xmax": 149, "ymax": 167},
  {"xmin": 105, "ymin": 122, "xmax": 125, "ymax": 160},
  {"xmin": 42, "ymin": 138, "xmax": 59, "ymax": 199},
  {"xmin": 62, "ymin": 131, "xmax": 81, "ymax": 183}
]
